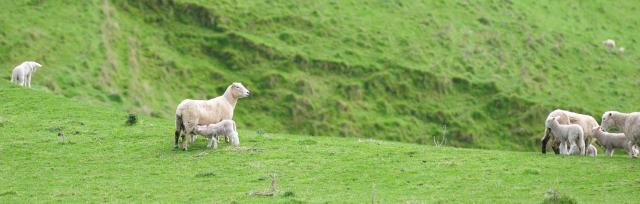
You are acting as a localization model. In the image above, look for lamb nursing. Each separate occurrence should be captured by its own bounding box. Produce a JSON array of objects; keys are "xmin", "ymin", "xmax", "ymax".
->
[
  {"xmin": 545, "ymin": 116, "xmax": 586, "ymax": 155},
  {"xmin": 541, "ymin": 109, "xmax": 597, "ymax": 154},
  {"xmin": 600, "ymin": 111, "xmax": 640, "ymax": 158},
  {"xmin": 591, "ymin": 127, "xmax": 638, "ymax": 157},
  {"xmin": 174, "ymin": 82, "xmax": 250, "ymax": 150},
  {"xmin": 193, "ymin": 120, "xmax": 239, "ymax": 149}
]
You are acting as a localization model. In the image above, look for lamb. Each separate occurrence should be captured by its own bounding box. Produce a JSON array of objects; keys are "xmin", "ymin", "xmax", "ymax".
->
[
  {"xmin": 174, "ymin": 82, "xmax": 250, "ymax": 150},
  {"xmin": 541, "ymin": 109, "xmax": 598, "ymax": 154},
  {"xmin": 193, "ymin": 120, "xmax": 239, "ymax": 149},
  {"xmin": 587, "ymin": 144, "xmax": 597, "ymax": 157},
  {"xmin": 602, "ymin": 39, "xmax": 616, "ymax": 49},
  {"xmin": 591, "ymin": 126, "xmax": 638, "ymax": 157},
  {"xmin": 545, "ymin": 116, "xmax": 585, "ymax": 155},
  {"xmin": 10, "ymin": 61, "xmax": 42, "ymax": 88},
  {"xmin": 600, "ymin": 111, "xmax": 640, "ymax": 158}
]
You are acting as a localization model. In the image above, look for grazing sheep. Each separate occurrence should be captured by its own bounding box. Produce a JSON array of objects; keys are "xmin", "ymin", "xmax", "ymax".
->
[
  {"xmin": 194, "ymin": 120, "xmax": 239, "ymax": 149},
  {"xmin": 175, "ymin": 82, "xmax": 250, "ymax": 150},
  {"xmin": 600, "ymin": 111, "xmax": 640, "ymax": 158},
  {"xmin": 10, "ymin": 61, "xmax": 42, "ymax": 88},
  {"xmin": 545, "ymin": 117, "xmax": 585, "ymax": 155},
  {"xmin": 619, "ymin": 47, "xmax": 625, "ymax": 54},
  {"xmin": 541, "ymin": 109, "xmax": 598, "ymax": 154},
  {"xmin": 591, "ymin": 126, "xmax": 638, "ymax": 157},
  {"xmin": 587, "ymin": 144, "xmax": 597, "ymax": 157},
  {"xmin": 602, "ymin": 39, "xmax": 616, "ymax": 48}
]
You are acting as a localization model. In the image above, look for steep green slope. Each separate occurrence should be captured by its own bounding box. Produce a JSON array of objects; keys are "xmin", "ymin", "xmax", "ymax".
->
[
  {"xmin": 2, "ymin": 82, "xmax": 640, "ymax": 203},
  {"xmin": 2, "ymin": 0, "xmax": 640, "ymax": 150}
]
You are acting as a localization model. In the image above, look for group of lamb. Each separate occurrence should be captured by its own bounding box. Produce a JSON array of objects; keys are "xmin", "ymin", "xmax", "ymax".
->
[
  {"xmin": 541, "ymin": 109, "xmax": 640, "ymax": 157},
  {"xmin": 173, "ymin": 82, "xmax": 251, "ymax": 150}
]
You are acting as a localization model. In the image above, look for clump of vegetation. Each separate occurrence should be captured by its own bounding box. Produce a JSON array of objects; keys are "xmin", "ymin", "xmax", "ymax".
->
[
  {"xmin": 256, "ymin": 129, "xmax": 267, "ymax": 137},
  {"xmin": 543, "ymin": 189, "xmax": 577, "ymax": 204},
  {"xmin": 195, "ymin": 172, "xmax": 215, "ymax": 178},
  {"xmin": 126, "ymin": 113, "xmax": 138, "ymax": 126},
  {"xmin": 249, "ymin": 174, "xmax": 278, "ymax": 196},
  {"xmin": 282, "ymin": 191, "xmax": 295, "ymax": 197}
]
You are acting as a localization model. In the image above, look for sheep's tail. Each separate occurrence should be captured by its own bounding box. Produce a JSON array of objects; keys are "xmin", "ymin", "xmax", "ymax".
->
[
  {"xmin": 174, "ymin": 114, "xmax": 184, "ymax": 148},
  {"xmin": 541, "ymin": 127, "xmax": 551, "ymax": 154},
  {"xmin": 579, "ymin": 129, "xmax": 586, "ymax": 156}
]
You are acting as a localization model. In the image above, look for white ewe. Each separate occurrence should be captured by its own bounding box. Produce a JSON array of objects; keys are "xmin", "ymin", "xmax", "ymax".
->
[
  {"xmin": 10, "ymin": 61, "xmax": 42, "ymax": 88},
  {"xmin": 174, "ymin": 82, "xmax": 250, "ymax": 150}
]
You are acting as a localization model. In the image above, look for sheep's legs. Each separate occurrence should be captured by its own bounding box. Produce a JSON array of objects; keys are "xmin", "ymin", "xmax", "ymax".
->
[
  {"xmin": 174, "ymin": 130, "xmax": 181, "ymax": 148},
  {"xmin": 207, "ymin": 137, "xmax": 218, "ymax": 149},
  {"xmin": 27, "ymin": 74, "xmax": 31, "ymax": 88},
  {"xmin": 606, "ymin": 148, "xmax": 614, "ymax": 157},
  {"xmin": 559, "ymin": 141, "xmax": 568, "ymax": 155},
  {"xmin": 182, "ymin": 132, "xmax": 191, "ymax": 151}
]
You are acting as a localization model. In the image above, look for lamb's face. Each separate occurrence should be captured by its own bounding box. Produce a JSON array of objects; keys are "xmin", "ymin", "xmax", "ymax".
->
[
  {"xmin": 230, "ymin": 82, "xmax": 250, "ymax": 98},
  {"xmin": 545, "ymin": 117, "xmax": 556, "ymax": 127},
  {"xmin": 601, "ymin": 112, "xmax": 615, "ymax": 131},
  {"xmin": 591, "ymin": 127, "xmax": 602, "ymax": 137}
]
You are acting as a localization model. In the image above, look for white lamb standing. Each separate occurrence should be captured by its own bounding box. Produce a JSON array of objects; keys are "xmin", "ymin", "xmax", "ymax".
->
[
  {"xmin": 591, "ymin": 126, "xmax": 639, "ymax": 157},
  {"xmin": 10, "ymin": 61, "xmax": 42, "ymax": 88},
  {"xmin": 602, "ymin": 39, "xmax": 616, "ymax": 49},
  {"xmin": 193, "ymin": 120, "xmax": 239, "ymax": 149},
  {"xmin": 546, "ymin": 116, "xmax": 586, "ymax": 155}
]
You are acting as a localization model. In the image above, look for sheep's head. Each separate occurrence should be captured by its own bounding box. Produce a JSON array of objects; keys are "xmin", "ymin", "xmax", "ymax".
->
[
  {"xmin": 228, "ymin": 82, "xmax": 250, "ymax": 98},
  {"xmin": 30, "ymin": 61, "xmax": 42, "ymax": 71},
  {"xmin": 601, "ymin": 111, "xmax": 616, "ymax": 131},
  {"xmin": 592, "ymin": 126, "xmax": 603, "ymax": 136},
  {"xmin": 545, "ymin": 116, "xmax": 557, "ymax": 127}
]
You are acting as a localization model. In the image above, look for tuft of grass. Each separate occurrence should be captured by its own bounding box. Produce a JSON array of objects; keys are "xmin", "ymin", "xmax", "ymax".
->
[
  {"xmin": 282, "ymin": 191, "xmax": 295, "ymax": 197},
  {"xmin": 195, "ymin": 172, "xmax": 216, "ymax": 178},
  {"xmin": 543, "ymin": 189, "xmax": 577, "ymax": 204},
  {"xmin": 126, "ymin": 113, "xmax": 137, "ymax": 126}
]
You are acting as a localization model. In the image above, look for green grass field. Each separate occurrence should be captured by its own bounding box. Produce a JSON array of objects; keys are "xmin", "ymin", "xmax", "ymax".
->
[
  {"xmin": 4, "ymin": 0, "xmax": 640, "ymax": 202},
  {"xmin": 3, "ymin": 78, "xmax": 640, "ymax": 203},
  {"xmin": 3, "ymin": 0, "xmax": 640, "ymax": 151}
]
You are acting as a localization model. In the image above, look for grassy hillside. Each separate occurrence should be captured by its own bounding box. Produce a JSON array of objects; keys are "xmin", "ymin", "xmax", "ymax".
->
[
  {"xmin": 2, "ymin": 81, "xmax": 640, "ymax": 203},
  {"xmin": 2, "ymin": 0, "xmax": 640, "ymax": 151}
]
